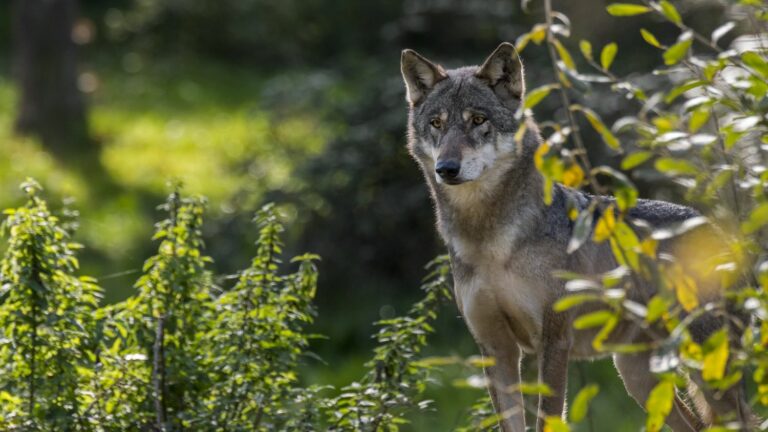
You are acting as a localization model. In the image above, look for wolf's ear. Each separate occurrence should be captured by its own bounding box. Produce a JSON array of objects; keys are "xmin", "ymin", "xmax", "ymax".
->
[
  {"xmin": 475, "ymin": 42, "xmax": 525, "ymax": 103},
  {"xmin": 401, "ymin": 49, "xmax": 448, "ymax": 107}
]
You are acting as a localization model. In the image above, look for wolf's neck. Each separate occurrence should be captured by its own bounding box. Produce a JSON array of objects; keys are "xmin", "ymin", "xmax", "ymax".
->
[{"xmin": 431, "ymin": 150, "xmax": 545, "ymax": 248}]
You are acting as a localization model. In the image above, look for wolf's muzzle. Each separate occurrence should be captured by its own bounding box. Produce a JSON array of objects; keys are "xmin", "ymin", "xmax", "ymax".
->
[{"xmin": 435, "ymin": 160, "xmax": 460, "ymax": 181}]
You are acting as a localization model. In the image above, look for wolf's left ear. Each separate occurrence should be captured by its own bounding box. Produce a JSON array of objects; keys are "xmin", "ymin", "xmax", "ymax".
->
[
  {"xmin": 475, "ymin": 42, "xmax": 525, "ymax": 103},
  {"xmin": 401, "ymin": 49, "xmax": 448, "ymax": 107}
]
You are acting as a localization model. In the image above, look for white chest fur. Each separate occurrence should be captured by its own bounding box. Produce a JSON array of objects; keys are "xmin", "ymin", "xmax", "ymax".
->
[{"xmin": 452, "ymin": 235, "xmax": 545, "ymax": 353}]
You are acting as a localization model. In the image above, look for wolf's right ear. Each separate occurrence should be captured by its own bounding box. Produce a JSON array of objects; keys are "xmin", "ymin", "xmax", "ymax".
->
[
  {"xmin": 401, "ymin": 49, "xmax": 448, "ymax": 107},
  {"xmin": 475, "ymin": 42, "xmax": 525, "ymax": 103}
]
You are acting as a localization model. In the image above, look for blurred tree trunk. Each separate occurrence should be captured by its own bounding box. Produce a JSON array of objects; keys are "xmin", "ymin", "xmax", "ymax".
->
[{"xmin": 12, "ymin": 0, "xmax": 89, "ymax": 156}]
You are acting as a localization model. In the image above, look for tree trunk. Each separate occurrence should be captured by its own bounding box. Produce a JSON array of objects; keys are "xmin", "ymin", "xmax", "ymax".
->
[{"xmin": 12, "ymin": 0, "xmax": 89, "ymax": 156}]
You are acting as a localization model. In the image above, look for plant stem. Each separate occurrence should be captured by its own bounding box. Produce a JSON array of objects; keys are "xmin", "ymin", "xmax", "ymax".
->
[
  {"xmin": 543, "ymin": 0, "xmax": 604, "ymax": 194},
  {"xmin": 28, "ymin": 253, "xmax": 42, "ymax": 423},
  {"xmin": 152, "ymin": 314, "xmax": 167, "ymax": 431}
]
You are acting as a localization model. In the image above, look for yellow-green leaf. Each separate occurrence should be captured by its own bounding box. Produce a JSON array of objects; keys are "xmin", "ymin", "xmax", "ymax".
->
[
  {"xmin": 543, "ymin": 177, "xmax": 554, "ymax": 205},
  {"xmin": 610, "ymin": 222, "xmax": 641, "ymax": 270},
  {"xmin": 689, "ymin": 106, "xmax": 711, "ymax": 133},
  {"xmin": 659, "ymin": 0, "xmax": 682, "ymax": 25},
  {"xmin": 554, "ymin": 293, "xmax": 601, "ymax": 312},
  {"xmin": 655, "ymin": 157, "xmax": 698, "ymax": 176},
  {"xmin": 671, "ymin": 266, "xmax": 698, "ymax": 312},
  {"xmin": 467, "ymin": 355, "xmax": 496, "ymax": 368},
  {"xmin": 646, "ymin": 295, "xmax": 670, "ymax": 324},
  {"xmin": 621, "ymin": 151, "xmax": 653, "ymax": 170},
  {"xmin": 741, "ymin": 202, "xmax": 768, "ymax": 234},
  {"xmin": 562, "ymin": 163, "xmax": 585, "ymax": 188},
  {"xmin": 530, "ymin": 24, "xmax": 548, "ymax": 44},
  {"xmin": 553, "ymin": 39, "xmax": 577, "ymax": 70},
  {"xmin": 544, "ymin": 416, "xmax": 571, "ymax": 432},
  {"xmin": 645, "ymin": 380, "xmax": 674, "ymax": 432},
  {"xmin": 594, "ymin": 206, "xmax": 616, "ymax": 243},
  {"xmin": 702, "ymin": 328, "xmax": 729, "ymax": 381},
  {"xmin": 601, "ymin": 42, "xmax": 618, "ymax": 70},
  {"xmin": 663, "ymin": 34, "xmax": 692, "ymax": 65},
  {"xmin": 579, "ymin": 40, "xmax": 593, "ymax": 60},
  {"xmin": 742, "ymin": 51, "xmax": 768, "ymax": 78},
  {"xmin": 525, "ymin": 84, "xmax": 558, "ymax": 109},
  {"xmin": 534, "ymin": 141, "xmax": 550, "ymax": 170},
  {"xmin": 665, "ymin": 79, "xmax": 706, "ymax": 104},
  {"xmin": 479, "ymin": 413, "xmax": 505, "ymax": 428},
  {"xmin": 574, "ymin": 310, "xmax": 614, "ymax": 329},
  {"xmin": 570, "ymin": 384, "xmax": 600, "ymax": 423},
  {"xmin": 519, "ymin": 382, "xmax": 553, "ymax": 395},
  {"xmin": 577, "ymin": 106, "xmax": 620, "ymax": 150},
  {"xmin": 592, "ymin": 315, "xmax": 619, "ymax": 351},
  {"xmin": 606, "ymin": 3, "xmax": 652, "ymax": 16},
  {"xmin": 592, "ymin": 166, "xmax": 637, "ymax": 211},
  {"xmin": 640, "ymin": 28, "xmax": 663, "ymax": 48}
]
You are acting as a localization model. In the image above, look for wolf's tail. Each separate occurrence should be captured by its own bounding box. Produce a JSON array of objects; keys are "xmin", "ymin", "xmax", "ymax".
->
[
  {"xmin": 687, "ymin": 374, "xmax": 761, "ymax": 430},
  {"xmin": 686, "ymin": 378, "xmax": 713, "ymax": 427}
]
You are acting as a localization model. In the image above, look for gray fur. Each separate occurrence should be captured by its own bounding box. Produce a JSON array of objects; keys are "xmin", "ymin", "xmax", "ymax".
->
[{"xmin": 401, "ymin": 43, "xmax": 752, "ymax": 431}]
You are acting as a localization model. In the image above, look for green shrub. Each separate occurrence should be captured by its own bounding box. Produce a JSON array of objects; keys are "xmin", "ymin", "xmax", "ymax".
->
[
  {"xmin": 517, "ymin": 0, "xmax": 768, "ymax": 429},
  {"xmin": 0, "ymin": 181, "xmax": 453, "ymax": 431},
  {"xmin": 0, "ymin": 179, "xmax": 101, "ymax": 430}
]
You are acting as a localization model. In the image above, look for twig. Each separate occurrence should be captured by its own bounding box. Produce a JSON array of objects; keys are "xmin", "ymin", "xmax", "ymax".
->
[
  {"xmin": 543, "ymin": 0, "xmax": 604, "ymax": 194},
  {"xmin": 640, "ymin": 0, "xmax": 764, "ymax": 80},
  {"xmin": 582, "ymin": 56, "xmax": 660, "ymax": 119}
]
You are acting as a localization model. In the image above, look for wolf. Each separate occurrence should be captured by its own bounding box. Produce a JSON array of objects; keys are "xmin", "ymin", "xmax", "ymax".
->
[{"xmin": 400, "ymin": 42, "xmax": 753, "ymax": 431}]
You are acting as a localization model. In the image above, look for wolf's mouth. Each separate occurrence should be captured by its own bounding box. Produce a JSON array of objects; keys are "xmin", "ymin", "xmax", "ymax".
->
[{"xmin": 441, "ymin": 178, "xmax": 467, "ymax": 186}]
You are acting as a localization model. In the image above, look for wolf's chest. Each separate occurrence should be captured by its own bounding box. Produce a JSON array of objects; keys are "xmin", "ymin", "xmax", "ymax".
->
[{"xmin": 453, "ymin": 251, "xmax": 546, "ymax": 353}]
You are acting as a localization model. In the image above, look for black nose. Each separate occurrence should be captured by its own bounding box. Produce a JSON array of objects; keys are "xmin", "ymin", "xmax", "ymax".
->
[{"xmin": 435, "ymin": 160, "xmax": 460, "ymax": 179}]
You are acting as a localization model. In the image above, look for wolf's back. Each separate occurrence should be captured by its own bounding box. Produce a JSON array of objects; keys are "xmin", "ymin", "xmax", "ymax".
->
[{"xmin": 629, "ymin": 198, "xmax": 700, "ymax": 226}]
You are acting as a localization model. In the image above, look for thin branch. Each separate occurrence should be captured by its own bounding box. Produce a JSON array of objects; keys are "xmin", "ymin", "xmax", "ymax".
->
[
  {"xmin": 641, "ymin": 0, "xmax": 764, "ymax": 80},
  {"xmin": 582, "ymin": 56, "xmax": 660, "ymax": 119},
  {"xmin": 543, "ymin": 0, "xmax": 604, "ymax": 194}
]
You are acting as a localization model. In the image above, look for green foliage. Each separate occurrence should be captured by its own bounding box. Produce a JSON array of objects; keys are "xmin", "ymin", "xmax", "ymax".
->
[
  {"xmin": 0, "ymin": 179, "xmax": 102, "ymax": 430},
  {"xmin": 3, "ymin": 0, "xmax": 768, "ymax": 429},
  {"xmin": 453, "ymin": 396, "xmax": 497, "ymax": 432},
  {"xmin": 91, "ymin": 189, "xmax": 214, "ymax": 430},
  {"xmin": 520, "ymin": 0, "xmax": 768, "ymax": 429},
  {"xmin": 195, "ymin": 204, "xmax": 319, "ymax": 430},
  {"xmin": 0, "ymin": 182, "xmax": 459, "ymax": 431},
  {"xmin": 325, "ymin": 256, "xmax": 452, "ymax": 430}
]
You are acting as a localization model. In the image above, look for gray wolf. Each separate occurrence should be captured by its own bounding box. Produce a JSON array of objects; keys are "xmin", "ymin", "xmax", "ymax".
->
[{"xmin": 400, "ymin": 42, "xmax": 752, "ymax": 431}]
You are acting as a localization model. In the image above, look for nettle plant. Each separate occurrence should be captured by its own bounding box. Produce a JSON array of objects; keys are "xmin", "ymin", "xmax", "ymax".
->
[
  {"xmin": 0, "ymin": 180, "xmax": 458, "ymax": 431},
  {"xmin": 510, "ymin": 0, "xmax": 768, "ymax": 430},
  {"xmin": 0, "ymin": 179, "xmax": 101, "ymax": 430}
]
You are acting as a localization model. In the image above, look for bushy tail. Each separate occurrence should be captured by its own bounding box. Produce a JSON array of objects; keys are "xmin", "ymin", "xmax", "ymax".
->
[
  {"xmin": 686, "ymin": 378, "xmax": 712, "ymax": 428},
  {"xmin": 686, "ymin": 374, "xmax": 761, "ymax": 430}
]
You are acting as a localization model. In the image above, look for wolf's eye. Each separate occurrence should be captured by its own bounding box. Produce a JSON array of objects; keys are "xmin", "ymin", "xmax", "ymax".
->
[
  {"xmin": 472, "ymin": 115, "xmax": 486, "ymax": 125},
  {"xmin": 430, "ymin": 118, "xmax": 443, "ymax": 129}
]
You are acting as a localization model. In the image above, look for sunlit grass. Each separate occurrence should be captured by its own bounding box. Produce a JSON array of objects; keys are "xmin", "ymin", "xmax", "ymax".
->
[
  {"xmin": 0, "ymin": 56, "xmax": 333, "ymax": 297},
  {"xmin": 92, "ymin": 56, "xmax": 331, "ymax": 203},
  {"xmin": 0, "ymin": 55, "xmax": 335, "ymax": 301},
  {"xmin": 0, "ymin": 78, "xmax": 90, "ymax": 205}
]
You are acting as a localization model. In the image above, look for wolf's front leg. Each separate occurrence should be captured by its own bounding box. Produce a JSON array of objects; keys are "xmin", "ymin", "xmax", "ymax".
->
[
  {"xmin": 535, "ymin": 337, "xmax": 570, "ymax": 431},
  {"xmin": 479, "ymin": 342, "xmax": 526, "ymax": 432}
]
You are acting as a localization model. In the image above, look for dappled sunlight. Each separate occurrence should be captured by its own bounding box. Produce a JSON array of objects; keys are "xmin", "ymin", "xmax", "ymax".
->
[
  {"xmin": 97, "ymin": 111, "xmax": 329, "ymax": 202},
  {"xmin": 0, "ymin": 79, "xmax": 88, "ymax": 204},
  {"xmin": 90, "ymin": 58, "xmax": 333, "ymax": 205}
]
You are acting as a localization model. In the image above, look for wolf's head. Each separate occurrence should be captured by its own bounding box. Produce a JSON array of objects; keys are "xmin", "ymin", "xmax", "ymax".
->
[{"xmin": 401, "ymin": 43, "xmax": 534, "ymax": 189}]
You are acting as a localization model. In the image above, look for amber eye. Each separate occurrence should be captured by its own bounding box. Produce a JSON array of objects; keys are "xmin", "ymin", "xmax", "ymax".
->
[
  {"xmin": 430, "ymin": 118, "xmax": 443, "ymax": 129},
  {"xmin": 472, "ymin": 115, "xmax": 486, "ymax": 125}
]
